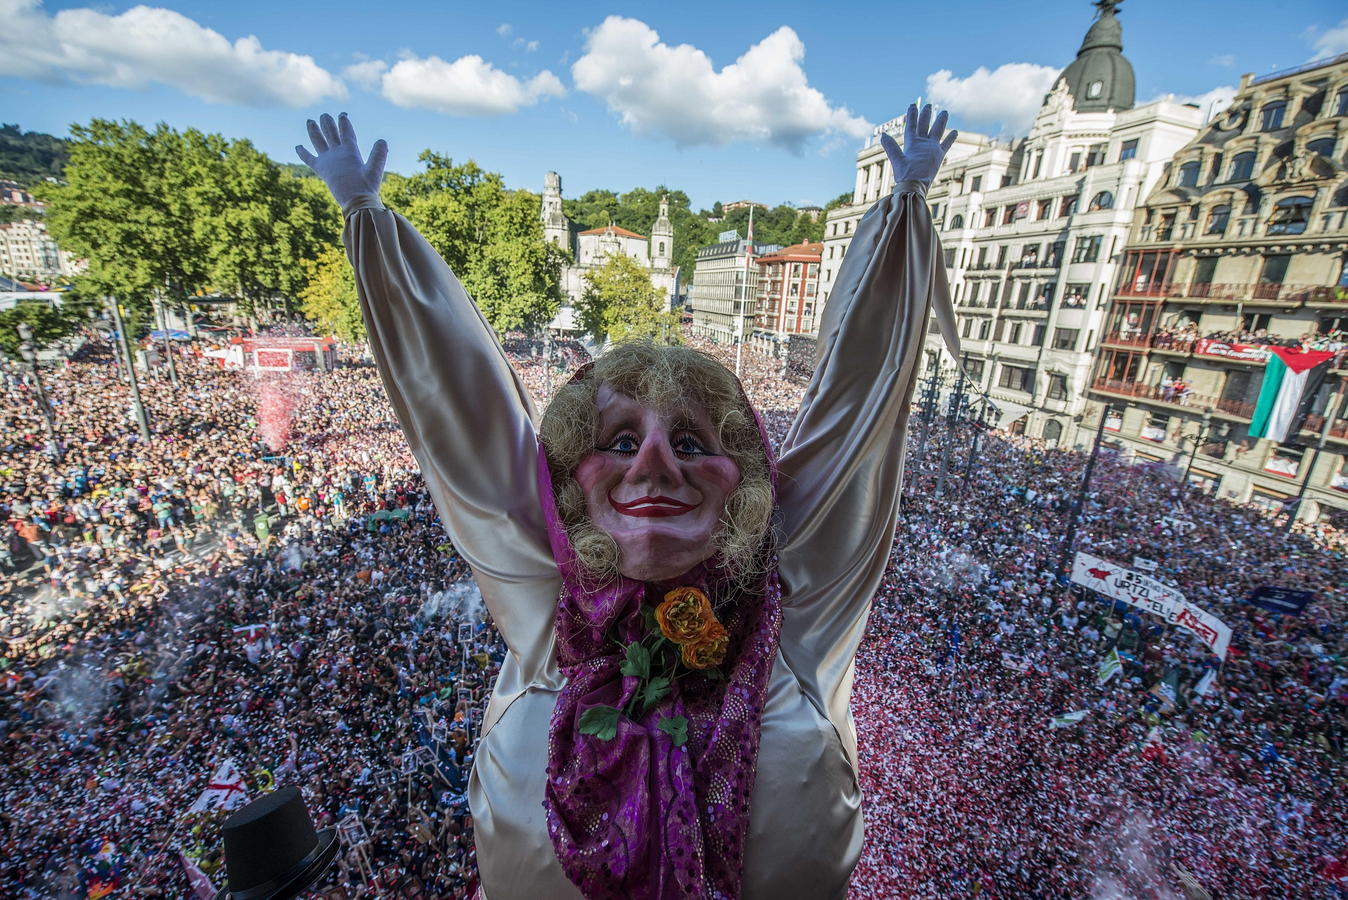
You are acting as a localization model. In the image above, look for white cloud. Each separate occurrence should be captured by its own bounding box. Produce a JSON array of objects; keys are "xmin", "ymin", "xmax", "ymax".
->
[
  {"xmin": 0, "ymin": 0, "xmax": 345, "ymax": 106},
  {"xmin": 496, "ymin": 23, "xmax": 512, "ymax": 37},
  {"xmin": 924, "ymin": 62, "xmax": 1061, "ymax": 135},
  {"xmin": 381, "ymin": 54, "xmax": 564, "ymax": 116},
  {"xmin": 1208, "ymin": 53, "xmax": 1236, "ymax": 67},
  {"xmin": 343, "ymin": 59, "xmax": 388, "ymax": 91},
  {"xmin": 1309, "ymin": 18, "xmax": 1348, "ymax": 60},
  {"xmin": 571, "ymin": 16, "xmax": 870, "ymax": 151},
  {"xmin": 1149, "ymin": 85, "xmax": 1237, "ymax": 123}
]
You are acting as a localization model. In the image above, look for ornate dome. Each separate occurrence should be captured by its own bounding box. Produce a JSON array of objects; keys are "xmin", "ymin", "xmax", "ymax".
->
[{"xmin": 1056, "ymin": 0, "xmax": 1135, "ymax": 112}]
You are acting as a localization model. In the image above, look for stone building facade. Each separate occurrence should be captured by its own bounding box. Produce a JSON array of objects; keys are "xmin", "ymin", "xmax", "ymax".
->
[
  {"xmin": 1088, "ymin": 52, "xmax": 1348, "ymax": 524},
  {"xmin": 540, "ymin": 171, "xmax": 677, "ymax": 332},
  {"xmin": 0, "ymin": 218, "xmax": 82, "ymax": 283},
  {"xmin": 818, "ymin": 0, "xmax": 1202, "ymax": 447},
  {"xmin": 689, "ymin": 235, "xmax": 781, "ymax": 342}
]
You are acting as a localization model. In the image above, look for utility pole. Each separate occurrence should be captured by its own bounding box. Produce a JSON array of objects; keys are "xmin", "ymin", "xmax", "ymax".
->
[
  {"xmin": 1182, "ymin": 408, "xmax": 1214, "ymax": 488},
  {"xmin": 109, "ymin": 297, "xmax": 152, "ymax": 442},
  {"xmin": 15, "ymin": 323, "xmax": 60, "ymax": 461},
  {"xmin": 962, "ymin": 399, "xmax": 986, "ymax": 488},
  {"xmin": 153, "ymin": 289, "xmax": 179, "ymax": 389},
  {"xmin": 1057, "ymin": 402, "xmax": 1112, "ymax": 584},
  {"xmin": 1284, "ymin": 382, "xmax": 1345, "ymax": 532},
  {"xmin": 735, "ymin": 206, "xmax": 755, "ymax": 381},
  {"xmin": 934, "ymin": 353, "xmax": 969, "ymax": 500},
  {"xmin": 914, "ymin": 361, "xmax": 941, "ymax": 464}
]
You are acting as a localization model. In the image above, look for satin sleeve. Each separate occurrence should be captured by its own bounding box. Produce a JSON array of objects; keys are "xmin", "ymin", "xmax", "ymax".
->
[
  {"xmin": 774, "ymin": 182, "xmax": 959, "ymax": 766},
  {"xmin": 342, "ymin": 193, "xmax": 561, "ymax": 679}
]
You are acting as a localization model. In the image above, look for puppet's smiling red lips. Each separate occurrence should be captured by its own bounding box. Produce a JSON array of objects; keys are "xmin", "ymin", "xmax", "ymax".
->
[{"xmin": 609, "ymin": 495, "xmax": 699, "ymax": 517}]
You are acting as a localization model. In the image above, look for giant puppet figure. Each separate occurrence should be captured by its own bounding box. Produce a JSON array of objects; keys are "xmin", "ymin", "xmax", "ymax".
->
[{"xmin": 297, "ymin": 103, "xmax": 959, "ymax": 899}]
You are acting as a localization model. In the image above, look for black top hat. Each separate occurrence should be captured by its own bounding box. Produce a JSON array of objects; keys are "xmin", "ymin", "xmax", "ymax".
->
[{"xmin": 215, "ymin": 786, "xmax": 339, "ymax": 900}]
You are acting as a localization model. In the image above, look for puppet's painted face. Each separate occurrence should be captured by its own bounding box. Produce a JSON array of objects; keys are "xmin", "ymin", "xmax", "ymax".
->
[{"xmin": 574, "ymin": 384, "xmax": 742, "ymax": 583}]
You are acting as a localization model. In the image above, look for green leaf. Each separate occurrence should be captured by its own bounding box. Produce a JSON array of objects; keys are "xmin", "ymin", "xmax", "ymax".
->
[
  {"xmin": 641, "ymin": 675, "xmax": 671, "ymax": 712},
  {"xmin": 642, "ymin": 604, "xmax": 659, "ymax": 634},
  {"xmin": 578, "ymin": 706, "xmax": 620, "ymax": 741},
  {"xmin": 620, "ymin": 642, "xmax": 651, "ymax": 679},
  {"xmin": 657, "ymin": 716, "xmax": 688, "ymax": 747}
]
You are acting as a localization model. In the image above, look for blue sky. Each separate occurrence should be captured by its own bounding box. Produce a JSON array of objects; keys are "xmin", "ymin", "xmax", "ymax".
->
[{"xmin": 2, "ymin": 0, "xmax": 1346, "ymax": 211}]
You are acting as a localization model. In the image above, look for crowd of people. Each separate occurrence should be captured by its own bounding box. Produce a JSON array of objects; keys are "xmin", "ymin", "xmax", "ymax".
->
[{"xmin": 2, "ymin": 324, "xmax": 1345, "ymax": 898}]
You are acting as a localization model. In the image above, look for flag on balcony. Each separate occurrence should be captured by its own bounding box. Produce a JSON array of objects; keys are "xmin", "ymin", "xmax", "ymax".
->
[{"xmin": 1249, "ymin": 347, "xmax": 1335, "ymax": 442}]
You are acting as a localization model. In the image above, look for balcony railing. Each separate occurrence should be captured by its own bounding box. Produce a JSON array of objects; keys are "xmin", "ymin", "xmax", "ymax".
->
[
  {"xmin": 1116, "ymin": 281, "xmax": 1184, "ymax": 298},
  {"xmin": 1301, "ymin": 415, "xmax": 1348, "ymax": 441},
  {"xmin": 1118, "ymin": 281, "xmax": 1348, "ymax": 306},
  {"xmin": 1101, "ymin": 331, "xmax": 1151, "ymax": 348},
  {"xmin": 1091, "ymin": 378, "xmax": 1254, "ymax": 419}
]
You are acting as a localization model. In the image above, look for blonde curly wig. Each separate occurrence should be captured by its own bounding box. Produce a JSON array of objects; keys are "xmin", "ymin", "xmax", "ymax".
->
[{"xmin": 538, "ymin": 339, "xmax": 775, "ymax": 590}]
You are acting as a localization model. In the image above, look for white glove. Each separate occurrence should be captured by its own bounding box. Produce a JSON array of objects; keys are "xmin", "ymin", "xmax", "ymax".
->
[
  {"xmin": 879, "ymin": 103, "xmax": 957, "ymax": 189},
  {"xmin": 295, "ymin": 112, "xmax": 388, "ymax": 214}
]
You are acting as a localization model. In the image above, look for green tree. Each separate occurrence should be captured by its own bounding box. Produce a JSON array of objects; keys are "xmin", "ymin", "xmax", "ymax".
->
[
  {"xmin": 0, "ymin": 123, "xmax": 68, "ymax": 184},
  {"xmin": 383, "ymin": 151, "xmax": 563, "ymax": 334},
  {"xmin": 38, "ymin": 119, "xmax": 338, "ymax": 324},
  {"xmin": 576, "ymin": 253, "xmax": 680, "ymax": 344},
  {"xmin": 0, "ymin": 301, "xmax": 86, "ymax": 358},
  {"xmin": 297, "ymin": 246, "xmax": 363, "ymax": 341}
]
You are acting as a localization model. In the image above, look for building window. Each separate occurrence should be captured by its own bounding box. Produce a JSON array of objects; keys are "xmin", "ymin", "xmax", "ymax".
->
[
  {"xmin": 997, "ymin": 364, "xmax": 1035, "ymax": 393},
  {"xmin": 1071, "ymin": 235, "xmax": 1102, "ymax": 263},
  {"xmin": 1046, "ymin": 373, "xmax": 1069, "ymax": 400},
  {"xmin": 1178, "ymin": 161, "xmax": 1201, "ymax": 187},
  {"xmin": 971, "ymin": 175, "xmax": 983, "ymax": 192},
  {"xmin": 1052, "ymin": 328, "xmax": 1079, "ymax": 350},
  {"xmin": 1002, "ymin": 205, "xmax": 1016, "ymax": 225},
  {"xmin": 1208, "ymin": 152, "xmax": 1224, "ymax": 183},
  {"xmin": 962, "ymin": 317, "xmax": 974, "ymax": 338},
  {"xmin": 1267, "ymin": 196, "xmax": 1312, "ymax": 235},
  {"xmin": 1036, "ymin": 199, "xmax": 1052, "ymax": 220},
  {"xmin": 1307, "ymin": 137, "xmax": 1336, "ymax": 158},
  {"xmin": 1060, "ymin": 195, "xmax": 1079, "ymax": 217},
  {"xmin": 1086, "ymin": 80, "xmax": 1104, "ymax": 99},
  {"xmin": 1260, "ymin": 100, "xmax": 1287, "ymax": 132},
  {"xmin": 1119, "ymin": 139, "xmax": 1139, "ymax": 161},
  {"xmin": 984, "ymin": 209, "xmax": 997, "ymax": 228},
  {"xmin": 1206, "ymin": 204, "xmax": 1231, "ymax": 235},
  {"xmin": 1229, "ymin": 152, "xmax": 1256, "ymax": 182},
  {"xmin": 1337, "ymin": 87, "xmax": 1348, "ymax": 117},
  {"xmin": 950, "ymin": 214, "xmax": 964, "ymax": 229},
  {"xmin": 978, "ymin": 319, "xmax": 991, "ymax": 339},
  {"xmin": 1008, "ymin": 322, "xmax": 1023, "ymax": 344},
  {"xmin": 1089, "ymin": 190, "xmax": 1114, "ymax": 210},
  {"xmin": 1259, "ymin": 255, "xmax": 1291, "ymax": 286},
  {"xmin": 1032, "ymin": 324, "xmax": 1047, "ymax": 346}
]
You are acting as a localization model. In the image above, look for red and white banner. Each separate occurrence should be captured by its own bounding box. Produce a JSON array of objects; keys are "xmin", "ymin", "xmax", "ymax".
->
[
  {"xmin": 1194, "ymin": 339, "xmax": 1269, "ymax": 362},
  {"xmin": 1071, "ymin": 552, "xmax": 1185, "ymax": 620},
  {"xmin": 1174, "ymin": 602, "xmax": 1232, "ymax": 660},
  {"xmin": 190, "ymin": 759, "xmax": 250, "ymax": 813}
]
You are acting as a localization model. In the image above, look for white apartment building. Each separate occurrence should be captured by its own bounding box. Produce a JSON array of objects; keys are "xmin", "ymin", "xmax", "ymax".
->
[
  {"xmin": 0, "ymin": 217, "xmax": 82, "ymax": 283},
  {"xmin": 818, "ymin": 0, "xmax": 1205, "ymax": 446}
]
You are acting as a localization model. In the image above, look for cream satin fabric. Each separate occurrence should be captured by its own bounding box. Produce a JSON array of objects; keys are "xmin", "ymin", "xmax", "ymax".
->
[{"xmin": 343, "ymin": 182, "xmax": 957, "ymax": 899}]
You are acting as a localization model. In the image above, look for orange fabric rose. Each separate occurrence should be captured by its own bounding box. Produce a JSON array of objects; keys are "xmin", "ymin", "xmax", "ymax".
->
[
  {"xmin": 680, "ymin": 624, "xmax": 729, "ymax": 670},
  {"xmin": 655, "ymin": 587, "xmax": 714, "ymax": 645}
]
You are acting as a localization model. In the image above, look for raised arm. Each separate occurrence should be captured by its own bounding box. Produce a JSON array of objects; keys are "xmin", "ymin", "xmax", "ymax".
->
[
  {"xmin": 773, "ymin": 105, "xmax": 960, "ymax": 762},
  {"xmin": 297, "ymin": 114, "xmax": 559, "ymax": 670}
]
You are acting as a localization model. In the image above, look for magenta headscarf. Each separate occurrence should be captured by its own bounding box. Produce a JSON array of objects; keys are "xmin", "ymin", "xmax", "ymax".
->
[{"xmin": 538, "ymin": 363, "xmax": 782, "ymax": 900}]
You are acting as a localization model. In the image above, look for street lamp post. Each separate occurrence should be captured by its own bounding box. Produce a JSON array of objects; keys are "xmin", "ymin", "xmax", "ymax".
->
[
  {"xmin": 108, "ymin": 297, "xmax": 152, "ymax": 442},
  {"xmin": 1056, "ymin": 401, "xmax": 1115, "ymax": 585},
  {"xmin": 15, "ymin": 322, "xmax": 61, "ymax": 461},
  {"xmin": 153, "ymin": 290, "xmax": 180, "ymax": 389},
  {"xmin": 1284, "ymin": 382, "xmax": 1345, "ymax": 533},
  {"xmin": 1182, "ymin": 408, "xmax": 1214, "ymax": 488}
]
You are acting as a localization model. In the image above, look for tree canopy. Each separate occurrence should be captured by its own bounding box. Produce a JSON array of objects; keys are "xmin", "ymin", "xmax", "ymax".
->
[
  {"xmin": 382, "ymin": 152, "xmax": 564, "ymax": 335},
  {"xmin": 576, "ymin": 253, "xmax": 680, "ymax": 345},
  {"xmin": 37, "ymin": 119, "xmax": 339, "ymax": 321},
  {"xmin": 0, "ymin": 124, "xmax": 68, "ymax": 184}
]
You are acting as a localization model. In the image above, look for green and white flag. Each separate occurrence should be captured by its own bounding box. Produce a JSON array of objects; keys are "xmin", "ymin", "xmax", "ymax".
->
[
  {"xmin": 1050, "ymin": 710, "xmax": 1089, "ymax": 729},
  {"xmin": 1097, "ymin": 648, "xmax": 1123, "ymax": 685},
  {"xmin": 1249, "ymin": 347, "xmax": 1334, "ymax": 443}
]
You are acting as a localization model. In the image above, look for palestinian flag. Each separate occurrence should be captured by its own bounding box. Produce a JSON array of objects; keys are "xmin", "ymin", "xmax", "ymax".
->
[{"xmin": 1249, "ymin": 347, "xmax": 1335, "ymax": 442}]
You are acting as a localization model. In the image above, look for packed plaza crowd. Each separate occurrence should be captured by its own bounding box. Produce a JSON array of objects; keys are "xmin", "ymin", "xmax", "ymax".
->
[{"xmin": 1, "ymin": 324, "xmax": 1345, "ymax": 897}]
